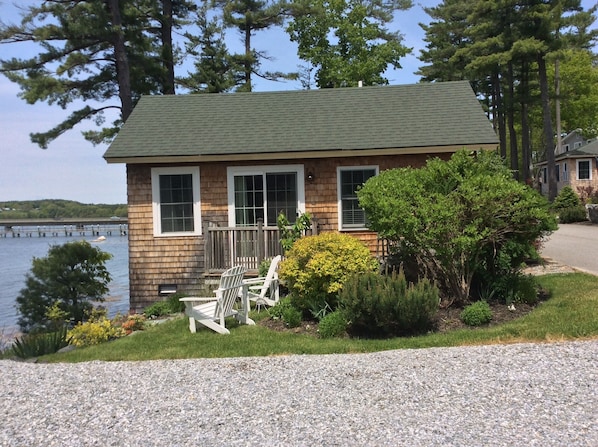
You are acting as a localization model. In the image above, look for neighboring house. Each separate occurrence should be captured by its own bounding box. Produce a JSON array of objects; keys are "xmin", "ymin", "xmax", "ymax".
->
[
  {"xmin": 538, "ymin": 130, "xmax": 598, "ymax": 198},
  {"xmin": 555, "ymin": 129, "xmax": 591, "ymax": 156},
  {"xmin": 103, "ymin": 81, "xmax": 498, "ymax": 311}
]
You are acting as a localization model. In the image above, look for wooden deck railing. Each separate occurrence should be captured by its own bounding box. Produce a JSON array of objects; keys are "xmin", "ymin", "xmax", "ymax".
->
[{"xmin": 204, "ymin": 219, "xmax": 319, "ymax": 272}]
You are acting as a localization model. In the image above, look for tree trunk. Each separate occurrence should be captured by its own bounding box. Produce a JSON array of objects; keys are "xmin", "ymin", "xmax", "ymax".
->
[
  {"xmin": 244, "ymin": 26, "xmax": 252, "ymax": 91},
  {"xmin": 520, "ymin": 61, "xmax": 531, "ymax": 184},
  {"xmin": 507, "ymin": 61, "xmax": 519, "ymax": 180},
  {"xmin": 161, "ymin": 0, "xmax": 175, "ymax": 94},
  {"xmin": 106, "ymin": 0, "xmax": 133, "ymax": 121},
  {"xmin": 493, "ymin": 72, "xmax": 507, "ymax": 159},
  {"xmin": 538, "ymin": 54, "xmax": 556, "ymax": 201}
]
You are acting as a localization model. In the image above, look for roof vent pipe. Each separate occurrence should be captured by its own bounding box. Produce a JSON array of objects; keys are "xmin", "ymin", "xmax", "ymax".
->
[{"xmin": 358, "ymin": 80, "xmax": 363, "ymax": 88}]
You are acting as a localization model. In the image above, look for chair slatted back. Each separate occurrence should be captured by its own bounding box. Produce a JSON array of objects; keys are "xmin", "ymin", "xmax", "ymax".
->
[
  {"xmin": 258, "ymin": 255, "xmax": 281, "ymax": 299},
  {"xmin": 214, "ymin": 265, "xmax": 246, "ymax": 317}
]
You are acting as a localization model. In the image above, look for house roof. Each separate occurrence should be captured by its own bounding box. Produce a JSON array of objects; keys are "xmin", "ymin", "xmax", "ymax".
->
[
  {"xmin": 557, "ymin": 139, "xmax": 598, "ymax": 159},
  {"xmin": 536, "ymin": 139, "xmax": 598, "ymax": 166},
  {"xmin": 103, "ymin": 81, "xmax": 498, "ymax": 163}
]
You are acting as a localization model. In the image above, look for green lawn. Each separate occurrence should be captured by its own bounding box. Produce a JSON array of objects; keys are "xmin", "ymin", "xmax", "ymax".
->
[{"xmin": 45, "ymin": 273, "xmax": 598, "ymax": 363}]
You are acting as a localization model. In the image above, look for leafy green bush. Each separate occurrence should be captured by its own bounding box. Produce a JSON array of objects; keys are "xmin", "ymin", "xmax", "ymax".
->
[
  {"xmin": 279, "ymin": 232, "xmax": 379, "ymax": 315},
  {"xmin": 460, "ymin": 301, "xmax": 493, "ymax": 326},
  {"xmin": 68, "ymin": 316, "xmax": 125, "ymax": 347},
  {"xmin": 268, "ymin": 297, "xmax": 302, "ymax": 328},
  {"xmin": 339, "ymin": 271, "xmax": 440, "ymax": 338},
  {"xmin": 144, "ymin": 301, "xmax": 172, "ymax": 318},
  {"xmin": 277, "ymin": 211, "xmax": 312, "ymax": 253},
  {"xmin": 358, "ymin": 149, "xmax": 557, "ymax": 305},
  {"xmin": 143, "ymin": 294, "xmax": 186, "ymax": 318},
  {"xmin": 282, "ymin": 306, "xmax": 303, "ymax": 328},
  {"xmin": 11, "ymin": 326, "xmax": 70, "ymax": 359},
  {"xmin": 558, "ymin": 206, "xmax": 587, "ymax": 223},
  {"xmin": 318, "ymin": 310, "xmax": 347, "ymax": 338},
  {"xmin": 511, "ymin": 275, "xmax": 541, "ymax": 305},
  {"xmin": 167, "ymin": 293, "xmax": 186, "ymax": 314},
  {"xmin": 268, "ymin": 297, "xmax": 292, "ymax": 318}
]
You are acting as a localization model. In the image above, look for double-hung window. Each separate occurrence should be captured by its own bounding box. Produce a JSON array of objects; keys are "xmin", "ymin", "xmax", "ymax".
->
[
  {"xmin": 227, "ymin": 165, "xmax": 305, "ymax": 226},
  {"xmin": 151, "ymin": 167, "xmax": 201, "ymax": 236},
  {"xmin": 338, "ymin": 166, "xmax": 378, "ymax": 230},
  {"xmin": 556, "ymin": 164, "xmax": 560, "ymax": 182},
  {"xmin": 577, "ymin": 160, "xmax": 592, "ymax": 180}
]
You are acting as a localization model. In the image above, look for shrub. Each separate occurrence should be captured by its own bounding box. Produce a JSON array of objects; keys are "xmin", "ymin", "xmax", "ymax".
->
[
  {"xmin": 16, "ymin": 240, "xmax": 112, "ymax": 333},
  {"xmin": 279, "ymin": 232, "xmax": 379, "ymax": 315},
  {"xmin": 460, "ymin": 301, "xmax": 493, "ymax": 326},
  {"xmin": 268, "ymin": 297, "xmax": 293, "ymax": 319},
  {"xmin": 11, "ymin": 326, "xmax": 70, "ymax": 359},
  {"xmin": 68, "ymin": 317, "xmax": 125, "ymax": 347},
  {"xmin": 339, "ymin": 271, "xmax": 440, "ymax": 338},
  {"xmin": 558, "ymin": 206, "xmax": 587, "ymax": 223},
  {"xmin": 167, "ymin": 293, "xmax": 186, "ymax": 314},
  {"xmin": 120, "ymin": 314, "xmax": 146, "ymax": 334},
  {"xmin": 358, "ymin": 149, "xmax": 557, "ymax": 305},
  {"xmin": 282, "ymin": 306, "xmax": 303, "ymax": 328},
  {"xmin": 553, "ymin": 186, "xmax": 581, "ymax": 210},
  {"xmin": 511, "ymin": 275, "xmax": 541, "ymax": 305},
  {"xmin": 144, "ymin": 301, "xmax": 172, "ymax": 319},
  {"xmin": 277, "ymin": 211, "xmax": 312, "ymax": 253},
  {"xmin": 318, "ymin": 310, "xmax": 347, "ymax": 338}
]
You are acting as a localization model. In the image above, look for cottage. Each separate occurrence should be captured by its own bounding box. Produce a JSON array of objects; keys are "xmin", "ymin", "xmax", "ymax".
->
[{"xmin": 103, "ymin": 81, "xmax": 498, "ymax": 311}]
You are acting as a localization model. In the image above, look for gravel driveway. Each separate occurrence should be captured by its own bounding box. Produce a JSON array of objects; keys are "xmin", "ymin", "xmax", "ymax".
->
[{"xmin": 1, "ymin": 340, "xmax": 596, "ymax": 446}]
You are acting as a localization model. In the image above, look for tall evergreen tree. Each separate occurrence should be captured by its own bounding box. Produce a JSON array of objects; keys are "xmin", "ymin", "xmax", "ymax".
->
[
  {"xmin": 0, "ymin": 0, "xmax": 194, "ymax": 148},
  {"xmin": 214, "ymin": 0, "xmax": 293, "ymax": 92},
  {"xmin": 180, "ymin": 3, "xmax": 243, "ymax": 92},
  {"xmin": 418, "ymin": 0, "xmax": 473, "ymax": 83},
  {"xmin": 418, "ymin": 0, "xmax": 597, "ymax": 199}
]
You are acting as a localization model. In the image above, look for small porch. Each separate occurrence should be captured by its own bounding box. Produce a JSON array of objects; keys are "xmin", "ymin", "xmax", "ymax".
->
[{"xmin": 203, "ymin": 219, "xmax": 320, "ymax": 274}]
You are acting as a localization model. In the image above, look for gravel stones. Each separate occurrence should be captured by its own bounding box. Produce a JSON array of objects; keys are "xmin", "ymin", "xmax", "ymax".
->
[{"xmin": 1, "ymin": 340, "xmax": 597, "ymax": 446}]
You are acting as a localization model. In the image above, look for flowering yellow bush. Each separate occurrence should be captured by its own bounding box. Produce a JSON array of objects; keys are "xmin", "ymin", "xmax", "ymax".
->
[
  {"xmin": 68, "ymin": 317, "xmax": 126, "ymax": 347},
  {"xmin": 279, "ymin": 232, "xmax": 379, "ymax": 314}
]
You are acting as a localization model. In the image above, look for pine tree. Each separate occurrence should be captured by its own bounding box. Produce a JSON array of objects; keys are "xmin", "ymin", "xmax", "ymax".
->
[{"xmin": 0, "ymin": 0, "xmax": 194, "ymax": 147}]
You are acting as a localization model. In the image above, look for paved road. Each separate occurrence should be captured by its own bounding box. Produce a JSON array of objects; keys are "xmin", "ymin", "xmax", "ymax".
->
[{"xmin": 541, "ymin": 222, "xmax": 598, "ymax": 275}]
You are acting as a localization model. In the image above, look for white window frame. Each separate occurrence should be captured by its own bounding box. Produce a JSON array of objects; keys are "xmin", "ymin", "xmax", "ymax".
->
[
  {"xmin": 337, "ymin": 165, "xmax": 379, "ymax": 231},
  {"xmin": 577, "ymin": 159, "xmax": 592, "ymax": 181},
  {"xmin": 563, "ymin": 162, "xmax": 568, "ymax": 182},
  {"xmin": 227, "ymin": 165, "xmax": 305, "ymax": 227},
  {"xmin": 151, "ymin": 166, "xmax": 201, "ymax": 237}
]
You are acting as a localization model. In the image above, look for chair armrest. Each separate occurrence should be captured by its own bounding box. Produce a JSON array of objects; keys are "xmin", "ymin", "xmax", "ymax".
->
[
  {"xmin": 242, "ymin": 277, "xmax": 266, "ymax": 285},
  {"xmin": 179, "ymin": 297, "xmax": 218, "ymax": 302}
]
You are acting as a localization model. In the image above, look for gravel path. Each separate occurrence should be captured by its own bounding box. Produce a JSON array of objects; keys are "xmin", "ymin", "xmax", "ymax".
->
[{"xmin": 1, "ymin": 340, "xmax": 597, "ymax": 446}]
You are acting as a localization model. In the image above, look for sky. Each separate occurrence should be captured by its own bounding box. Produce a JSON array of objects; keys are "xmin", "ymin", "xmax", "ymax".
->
[{"xmin": 0, "ymin": 1, "xmax": 594, "ymax": 204}]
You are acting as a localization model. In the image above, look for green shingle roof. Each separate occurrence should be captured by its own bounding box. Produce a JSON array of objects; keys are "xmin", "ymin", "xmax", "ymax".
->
[
  {"xmin": 557, "ymin": 140, "xmax": 598, "ymax": 159},
  {"xmin": 103, "ymin": 81, "xmax": 498, "ymax": 162}
]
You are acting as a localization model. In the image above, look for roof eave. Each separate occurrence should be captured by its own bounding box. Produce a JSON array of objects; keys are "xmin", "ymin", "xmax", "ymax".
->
[{"xmin": 104, "ymin": 143, "xmax": 499, "ymax": 165}]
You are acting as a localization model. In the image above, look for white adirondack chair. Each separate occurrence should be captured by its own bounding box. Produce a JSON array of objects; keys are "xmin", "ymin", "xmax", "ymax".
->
[
  {"xmin": 242, "ymin": 255, "xmax": 281, "ymax": 311},
  {"xmin": 180, "ymin": 265, "xmax": 253, "ymax": 334}
]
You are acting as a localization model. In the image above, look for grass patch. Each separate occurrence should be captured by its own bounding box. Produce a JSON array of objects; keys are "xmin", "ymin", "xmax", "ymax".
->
[{"xmin": 43, "ymin": 273, "xmax": 598, "ymax": 363}]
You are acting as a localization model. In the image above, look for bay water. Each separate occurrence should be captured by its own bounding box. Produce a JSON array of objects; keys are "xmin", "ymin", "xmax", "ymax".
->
[{"xmin": 0, "ymin": 234, "xmax": 129, "ymax": 336}]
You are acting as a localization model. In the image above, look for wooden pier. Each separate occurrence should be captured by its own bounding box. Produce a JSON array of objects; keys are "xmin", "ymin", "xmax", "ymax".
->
[{"xmin": 0, "ymin": 218, "xmax": 128, "ymax": 238}]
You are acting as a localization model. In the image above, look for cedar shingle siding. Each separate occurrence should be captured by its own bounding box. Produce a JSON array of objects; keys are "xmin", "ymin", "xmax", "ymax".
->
[{"xmin": 105, "ymin": 82, "xmax": 498, "ymax": 311}]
